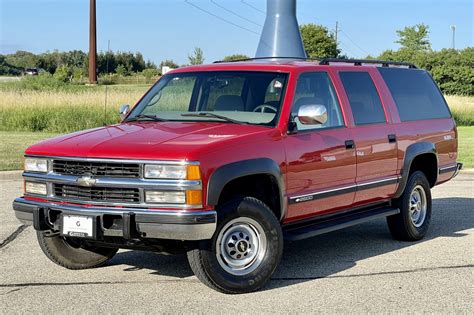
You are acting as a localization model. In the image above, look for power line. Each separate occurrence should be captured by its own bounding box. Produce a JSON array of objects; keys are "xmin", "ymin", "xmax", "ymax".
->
[
  {"xmin": 338, "ymin": 40, "xmax": 360, "ymax": 59},
  {"xmin": 340, "ymin": 29, "xmax": 371, "ymax": 56},
  {"xmin": 185, "ymin": 0, "xmax": 260, "ymax": 35},
  {"xmin": 210, "ymin": 0, "xmax": 262, "ymax": 27},
  {"xmin": 241, "ymin": 0, "xmax": 265, "ymax": 15}
]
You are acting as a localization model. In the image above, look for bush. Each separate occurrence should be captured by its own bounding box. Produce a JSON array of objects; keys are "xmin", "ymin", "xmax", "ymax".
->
[
  {"xmin": 53, "ymin": 64, "xmax": 71, "ymax": 82},
  {"xmin": 141, "ymin": 68, "xmax": 159, "ymax": 80},
  {"xmin": 15, "ymin": 73, "xmax": 68, "ymax": 91}
]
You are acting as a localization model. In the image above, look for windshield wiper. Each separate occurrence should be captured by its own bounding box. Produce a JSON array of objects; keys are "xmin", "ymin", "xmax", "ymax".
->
[
  {"xmin": 181, "ymin": 112, "xmax": 246, "ymax": 124},
  {"xmin": 125, "ymin": 114, "xmax": 167, "ymax": 122}
]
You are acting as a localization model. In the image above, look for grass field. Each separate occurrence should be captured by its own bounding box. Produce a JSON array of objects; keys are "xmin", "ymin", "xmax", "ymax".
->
[
  {"xmin": 0, "ymin": 131, "xmax": 59, "ymax": 170},
  {"xmin": 0, "ymin": 80, "xmax": 472, "ymax": 133},
  {"xmin": 457, "ymin": 126, "xmax": 474, "ymax": 169},
  {"xmin": 1, "ymin": 127, "xmax": 473, "ymax": 171},
  {"xmin": 444, "ymin": 95, "xmax": 474, "ymax": 126},
  {"xmin": 0, "ymin": 84, "xmax": 150, "ymax": 133}
]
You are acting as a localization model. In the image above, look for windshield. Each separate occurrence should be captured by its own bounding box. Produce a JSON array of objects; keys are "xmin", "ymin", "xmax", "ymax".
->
[{"xmin": 127, "ymin": 71, "xmax": 288, "ymax": 126}]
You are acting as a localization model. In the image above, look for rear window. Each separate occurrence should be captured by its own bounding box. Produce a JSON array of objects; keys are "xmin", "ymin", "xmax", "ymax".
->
[
  {"xmin": 378, "ymin": 68, "xmax": 451, "ymax": 121},
  {"xmin": 340, "ymin": 72, "xmax": 386, "ymax": 125}
]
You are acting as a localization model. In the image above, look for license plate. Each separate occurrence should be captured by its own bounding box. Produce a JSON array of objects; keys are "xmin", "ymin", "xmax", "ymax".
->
[{"xmin": 62, "ymin": 215, "xmax": 94, "ymax": 238}]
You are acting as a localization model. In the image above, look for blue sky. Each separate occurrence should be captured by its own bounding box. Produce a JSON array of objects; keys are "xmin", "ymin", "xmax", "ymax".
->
[{"xmin": 1, "ymin": 0, "xmax": 472, "ymax": 64}]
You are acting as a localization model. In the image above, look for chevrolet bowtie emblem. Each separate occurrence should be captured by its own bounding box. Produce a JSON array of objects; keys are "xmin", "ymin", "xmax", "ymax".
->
[{"xmin": 76, "ymin": 176, "xmax": 97, "ymax": 187}]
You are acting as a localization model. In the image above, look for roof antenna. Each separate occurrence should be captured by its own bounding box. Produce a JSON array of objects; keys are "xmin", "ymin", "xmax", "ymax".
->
[{"xmin": 255, "ymin": 0, "xmax": 307, "ymax": 60}]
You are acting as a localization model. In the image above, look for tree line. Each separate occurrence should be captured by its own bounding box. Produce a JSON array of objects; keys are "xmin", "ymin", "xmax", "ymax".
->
[{"xmin": 0, "ymin": 23, "xmax": 472, "ymax": 95}]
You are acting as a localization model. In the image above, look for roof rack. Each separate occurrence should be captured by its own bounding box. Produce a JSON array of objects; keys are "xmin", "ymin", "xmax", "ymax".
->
[
  {"xmin": 319, "ymin": 58, "xmax": 417, "ymax": 69},
  {"xmin": 213, "ymin": 56, "xmax": 316, "ymax": 63}
]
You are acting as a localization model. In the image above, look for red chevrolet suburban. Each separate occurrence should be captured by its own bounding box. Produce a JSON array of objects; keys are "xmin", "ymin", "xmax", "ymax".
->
[{"xmin": 13, "ymin": 58, "xmax": 462, "ymax": 293}]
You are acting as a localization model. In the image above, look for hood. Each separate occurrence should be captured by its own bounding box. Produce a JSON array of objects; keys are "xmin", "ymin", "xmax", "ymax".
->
[{"xmin": 26, "ymin": 122, "xmax": 280, "ymax": 161}]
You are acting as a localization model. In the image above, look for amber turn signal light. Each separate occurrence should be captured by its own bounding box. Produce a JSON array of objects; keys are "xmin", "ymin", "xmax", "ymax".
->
[
  {"xmin": 186, "ymin": 190, "xmax": 203, "ymax": 206},
  {"xmin": 186, "ymin": 165, "xmax": 201, "ymax": 180}
]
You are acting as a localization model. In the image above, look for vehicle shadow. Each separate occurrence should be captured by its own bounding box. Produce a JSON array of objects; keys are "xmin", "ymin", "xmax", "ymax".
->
[{"xmin": 108, "ymin": 197, "xmax": 473, "ymax": 289}]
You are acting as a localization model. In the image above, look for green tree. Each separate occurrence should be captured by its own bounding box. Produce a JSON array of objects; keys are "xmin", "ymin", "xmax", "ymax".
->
[
  {"xmin": 141, "ymin": 68, "xmax": 159, "ymax": 80},
  {"xmin": 300, "ymin": 24, "xmax": 340, "ymax": 59},
  {"xmin": 5, "ymin": 51, "xmax": 39, "ymax": 69},
  {"xmin": 115, "ymin": 64, "xmax": 127, "ymax": 76},
  {"xmin": 0, "ymin": 55, "xmax": 22, "ymax": 75},
  {"xmin": 222, "ymin": 54, "xmax": 250, "ymax": 62},
  {"xmin": 159, "ymin": 59, "xmax": 179, "ymax": 69},
  {"xmin": 188, "ymin": 47, "xmax": 205, "ymax": 65},
  {"xmin": 396, "ymin": 24, "xmax": 431, "ymax": 52}
]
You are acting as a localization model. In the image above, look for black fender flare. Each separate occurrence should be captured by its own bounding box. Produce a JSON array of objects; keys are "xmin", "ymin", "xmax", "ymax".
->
[
  {"xmin": 394, "ymin": 142, "xmax": 438, "ymax": 198},
  {"xmin": 207, "ymin": 158, "xmax": 286, "ymax": 221}
]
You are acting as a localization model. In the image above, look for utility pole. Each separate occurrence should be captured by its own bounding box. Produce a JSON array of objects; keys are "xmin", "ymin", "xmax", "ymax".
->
[
  {"xmin": 450, "ymin": 25, "xmax": 456, "ymax": 50},
  {"xmin": 335, "ymin": 21, "xmax": 339, "ymax": 49},
  {"xmin": 89, "ymin": 0, "xmax": 97, "ymax": 84}
]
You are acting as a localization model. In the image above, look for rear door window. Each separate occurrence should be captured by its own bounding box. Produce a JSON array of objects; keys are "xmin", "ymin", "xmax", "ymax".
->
[
  {"xmin": 340, "ymin": 72, "xmax": 386, "ymax": 125},
  {"xmin": 378, "ymin": 68, "xmax": 451, "ymax": 121}
]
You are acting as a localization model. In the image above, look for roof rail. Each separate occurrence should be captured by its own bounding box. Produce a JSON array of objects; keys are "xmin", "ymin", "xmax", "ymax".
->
[
  {"xmin": 213, "ymin": 56, "xmax": 316, "ymax": 63},
  {"xmin": 319, "ymin": 58, "xmax": 417, "ymax": 69}
]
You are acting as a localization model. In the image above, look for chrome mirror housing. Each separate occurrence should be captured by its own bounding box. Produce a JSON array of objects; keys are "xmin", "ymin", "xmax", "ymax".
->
[
  {"xmin": 297, "ymin": 104, "xmax": 328, "ymax": 125},
  {"xmin": 119, "ymin": 104, "xmax": 130, "ymax": 120}
]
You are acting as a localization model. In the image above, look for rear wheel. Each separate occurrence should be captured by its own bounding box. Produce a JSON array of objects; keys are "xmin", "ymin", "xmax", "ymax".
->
[
  {"xmin": 187, "ymin": 197, "xmax": 283, "ymax": 294},
  {"xmin": 37, "ymin": 232, "xmax": 118, "ymax": 269},
  {"xmin": 387, "ymin": 171, "xmax": 432, "ymax": 241}
]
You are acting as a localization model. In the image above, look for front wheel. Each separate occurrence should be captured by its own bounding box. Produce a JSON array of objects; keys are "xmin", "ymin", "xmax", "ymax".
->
[
  {"xmin": 37, "ymin": 232, "xmax": 118, "ymax": 269},
  {"xmin": 187, "ymin": 197, "xmax": 283, "ymax": 294},
  {"xmin": 387, "ymin": 171, "xmax": 432, "ymax": 241}
]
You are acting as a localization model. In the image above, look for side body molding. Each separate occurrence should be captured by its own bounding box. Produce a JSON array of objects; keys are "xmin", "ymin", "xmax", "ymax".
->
[
  {"xmin": 394, "ymin": 142, "xmax": 437, "ymax": 198},
  {"xmin": 207, "ymin": 158, "xmax": 286, "ymax": 221}
]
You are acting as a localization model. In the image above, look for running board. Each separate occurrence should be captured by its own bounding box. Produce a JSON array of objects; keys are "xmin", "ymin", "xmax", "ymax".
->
[{"xmin": 283, "ymin": 207, "xmax": 400, "ymax": 241}]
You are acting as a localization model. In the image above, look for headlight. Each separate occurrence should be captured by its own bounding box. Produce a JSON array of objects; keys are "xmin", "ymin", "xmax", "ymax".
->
[
  {"xmin": 144, "ymin": 164, "xmax": 200, "ymax": 180},
  {"xmin": 25, "ymin": 181, "xmax": 47, "ymax": 195},
  {"xmin": 145, "ymin": 191, "xmax": 186, "ymax": 204},
  {"xmin": 24, "ymin": 158, "xmax": 48, "ymax": 173}
]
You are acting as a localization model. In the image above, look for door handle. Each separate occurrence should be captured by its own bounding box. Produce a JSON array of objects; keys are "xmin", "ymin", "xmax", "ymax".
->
[
  {"xmin": 388, "ymin": 134, "xmax": 397, "ymax": 143},
  {"xmin": 345, "ymin": 140, "xmax": 355, "ymax": 149}
]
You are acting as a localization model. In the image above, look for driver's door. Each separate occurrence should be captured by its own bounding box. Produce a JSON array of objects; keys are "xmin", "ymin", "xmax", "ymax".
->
[{"xmin": 284, "ymin": 72, "xmax": 357, "ymax": 223}]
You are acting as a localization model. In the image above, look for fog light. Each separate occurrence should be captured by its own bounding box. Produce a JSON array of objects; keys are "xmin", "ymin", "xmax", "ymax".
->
[
  {"xmin": 25, "ymin": 181, "xmax": 47, "ymax": 195},
  {"xmin": 145, "ymin": 191, "xmax": 185, "ymax": 204},
  {"xmin": 186, "ymin": 190, "xmax": 202, "ymax": 206}
]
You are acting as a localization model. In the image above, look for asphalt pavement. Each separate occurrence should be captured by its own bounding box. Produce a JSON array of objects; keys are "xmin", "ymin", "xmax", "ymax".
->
[{"xmin": 1, "ymin": 172, "xmax": 473, "ymax": 313}]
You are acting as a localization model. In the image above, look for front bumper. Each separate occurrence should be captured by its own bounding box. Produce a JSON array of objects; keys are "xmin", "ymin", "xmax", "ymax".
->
[{"xmin": 13, "ymin": 197, "xmax": 216, "ymax": 241}]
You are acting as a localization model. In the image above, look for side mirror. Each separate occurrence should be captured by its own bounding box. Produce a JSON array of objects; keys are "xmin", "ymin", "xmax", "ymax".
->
[
  {"xmin": 119, "ymin": 104, "xmax": 130, "ymax": 120},
  {"xmin": 297, "ymin": 104, "xmax": 328, "ymax": 125}
]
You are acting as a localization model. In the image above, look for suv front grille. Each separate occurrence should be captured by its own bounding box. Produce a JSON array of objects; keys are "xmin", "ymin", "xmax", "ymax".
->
[
  {"xmin": 52, "ymin": 159, "xmax": 140, "ymax": 178},
  {"xmin": 54, "ymin": 184, "xmax": 140, "ymax": 203}
]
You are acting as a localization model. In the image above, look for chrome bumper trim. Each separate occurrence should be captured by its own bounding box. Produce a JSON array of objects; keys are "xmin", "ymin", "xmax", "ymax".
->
[
  {"xmin": 23, "ymin": 172, "xmax": 202, "ymax": 190},
  {"xmin": 25, "ymin": 155, "xmax": 200, "ymax": 166},
  {"xmin": 13, "ymin": 197, "xmax": 216, "ymax": 241}
]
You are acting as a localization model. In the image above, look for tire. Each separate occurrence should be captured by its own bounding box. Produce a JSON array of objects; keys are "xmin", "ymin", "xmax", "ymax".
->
[
  {"xmin": 387, "ymin": 171, "xmax": 432, "ymax": 241},
  {"xmin": 187, "ymin": 197, "xmax": 283, "ymax": 294},
  {"xmin": 37, "ymin": 231, "xmax": 118, "ymax": 270}
]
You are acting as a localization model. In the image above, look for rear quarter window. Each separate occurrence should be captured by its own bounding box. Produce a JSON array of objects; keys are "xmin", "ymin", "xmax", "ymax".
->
[{"xmin": 378, "ymin": 68, "xmax": 451, "ymax": 121}]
